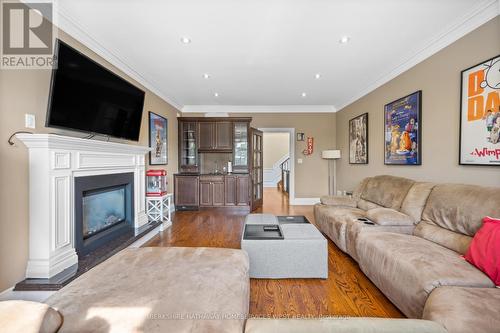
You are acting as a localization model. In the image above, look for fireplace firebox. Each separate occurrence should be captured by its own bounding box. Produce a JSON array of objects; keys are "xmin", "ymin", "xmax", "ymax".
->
[{"xmin": 75, "ymin": 173, "xmax": 135, "ymax": 256}]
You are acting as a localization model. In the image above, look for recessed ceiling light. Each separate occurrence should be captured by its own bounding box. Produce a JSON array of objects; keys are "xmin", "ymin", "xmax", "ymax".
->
[
  {"xmin": 339, "ymin": 36, "xmax": 350, "ymax": 44},
  {"xmin": 315, "ymin": 73, "xmax": 321, "ymax": 79},
  {"xmin": 203, "ymin": 73, "xmax": 210, "ymax": 79},
  {"xmin": 180, "ymin": 37, "xmax": 191, "ymax": 44},
  {"xmin": 214, "ymin": 92, "xmax": 219, "ymax": 97},
  {"xmin": 301, "ymin": 92, "xmax": 307, "ymax": 98}
]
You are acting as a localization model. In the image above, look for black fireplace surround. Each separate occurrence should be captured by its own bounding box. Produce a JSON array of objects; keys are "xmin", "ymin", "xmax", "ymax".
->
[{"xmin": 74, "ymin": 173, "xmax": 135, "ymax": 256}]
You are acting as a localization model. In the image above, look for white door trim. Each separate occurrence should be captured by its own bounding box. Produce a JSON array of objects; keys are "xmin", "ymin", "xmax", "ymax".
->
[{"xmin": 258, "ymin": 128, "xmax": 295, "ymax": 203}]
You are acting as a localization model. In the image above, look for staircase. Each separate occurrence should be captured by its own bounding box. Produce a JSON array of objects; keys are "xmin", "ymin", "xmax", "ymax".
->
[{"xmin": 277, "ymin": 158, "xmax": 290, "ymax": 194}]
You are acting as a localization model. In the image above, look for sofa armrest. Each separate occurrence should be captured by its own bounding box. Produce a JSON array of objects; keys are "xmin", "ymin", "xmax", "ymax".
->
[
  {"xmin": 0, "ymin": 300, "xmax": 63, "ymax": 333},
  {"xmin": 366, "ymin": 208, "xmax": 414, "ymax": 226},
  {"xmin": 320, "ymin": 196, "xmax": 357, "ymax": 208}
]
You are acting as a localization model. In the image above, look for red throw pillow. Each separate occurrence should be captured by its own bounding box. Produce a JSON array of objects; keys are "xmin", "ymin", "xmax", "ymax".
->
[{"xmin": 464, "ymin": 216, "xmax": 500, "ymax": 286}]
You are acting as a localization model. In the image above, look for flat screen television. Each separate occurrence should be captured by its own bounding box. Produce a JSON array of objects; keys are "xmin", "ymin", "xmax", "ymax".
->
[{"xmin": 46, "ymin": 39, "xmax": 145, "ymax": 141}]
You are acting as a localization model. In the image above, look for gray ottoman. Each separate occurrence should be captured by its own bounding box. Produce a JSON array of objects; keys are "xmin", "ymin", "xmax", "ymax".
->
[{"xmin": 241, "ymin": 214, "xmax": 328, "ymax": 279}]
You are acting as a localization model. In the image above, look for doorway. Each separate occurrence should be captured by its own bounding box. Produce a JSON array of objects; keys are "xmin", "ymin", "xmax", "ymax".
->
[{"xmin": 259, "ymin": 128, "xmax": 295, "ymax": 206}]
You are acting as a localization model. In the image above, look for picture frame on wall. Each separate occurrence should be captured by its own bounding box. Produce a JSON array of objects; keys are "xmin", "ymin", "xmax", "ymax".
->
[
  {"xmin": 148, "ymin": 111, "xmax": 168, "ymax": 165},
  {"xmin": 384, "ymin": 91, "xmax": 422, "ymax": 165},
  {"xmin": 349, "ymin": 113, "xmax": 368, "ymax": 164},
  {"xmin": 459, "ymin": 55, "xmax": 500, "ymax": 166}
]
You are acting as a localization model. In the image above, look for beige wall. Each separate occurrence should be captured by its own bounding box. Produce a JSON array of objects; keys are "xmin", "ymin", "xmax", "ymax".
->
[
  {"xmin": 0, "ymin": 29, "xmax": 179, "ymax": 291},
  {"xmin": 336, "ymin": 16, "xmax": 500, "ymax": 191},
  {"xmin": 263, "ymin": 132, "xmax": 290, "ymax": 168},
  {"xmin": 238, "ymin": 113, "xmax": 336, "ymax": 198}
]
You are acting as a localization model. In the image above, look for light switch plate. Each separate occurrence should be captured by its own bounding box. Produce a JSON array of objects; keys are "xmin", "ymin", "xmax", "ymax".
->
[
  {"xmin": 25, "ymin": 114, "xmax": 36, "ymax": 129},
  {"xmin": 297, "ymin": 158, "xmax": 303, "ymax": 164}
]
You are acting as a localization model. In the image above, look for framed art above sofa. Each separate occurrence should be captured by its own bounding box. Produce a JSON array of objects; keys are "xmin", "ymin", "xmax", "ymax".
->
[
  {"xmin": 384, "ymin": 91, "xmax": 422, "ymax": 165},
  {"xmin": 459, "ymin": 55, "xmax": 500, "ymax": 166},
  {"xmin": 349, "ymin": 113, "xmax": 368, "ymax": 164}
]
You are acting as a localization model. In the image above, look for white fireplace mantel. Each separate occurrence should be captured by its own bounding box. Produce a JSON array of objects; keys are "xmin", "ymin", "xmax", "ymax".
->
[{"xmin": 16, "ymin": 133, "xmax": 152, "ymax": 279}]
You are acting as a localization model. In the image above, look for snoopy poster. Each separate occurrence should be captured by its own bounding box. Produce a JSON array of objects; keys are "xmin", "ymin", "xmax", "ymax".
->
[
  {"xmin": 384, "ymin": 91, "xmax": 422, "ymax": 165},
  {"xmin": 460, "ymin": 55, "xmax": 500, "ymax": 166}
]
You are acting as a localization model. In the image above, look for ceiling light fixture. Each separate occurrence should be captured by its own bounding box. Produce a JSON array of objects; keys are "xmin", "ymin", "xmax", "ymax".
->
[
  {"xmin": 315, "ymin": 73, "xmax": 321, "ymax": 79},
  {"xmin": 339, "ymin": 36, "xmax": 350, "ymax": 44},
  {"xmin": 214, "ymin": 92, "xmax": 219, "ymax": 97},
  {"xmin": 180, "ymin": 37, "xmax": 191, "ymax": 44},
  {"xmin": 203, "ymin": 73, "xmax": 210, "ymax": 79},
  {"xmin": 301, "ymin": 92, "xmax": 307, "ymax": 98}
]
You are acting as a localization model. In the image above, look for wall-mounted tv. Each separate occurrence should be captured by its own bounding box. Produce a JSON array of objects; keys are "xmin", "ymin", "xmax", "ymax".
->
[{"xmin": 46, "ymin": 39, "xmax": 145, "ymax": 141}]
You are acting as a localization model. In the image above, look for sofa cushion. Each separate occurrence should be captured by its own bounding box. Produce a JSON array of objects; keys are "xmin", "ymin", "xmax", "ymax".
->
[
  {"xmin": 366, "ymin": 208, "xmax": 414, "ymax": 226},
  {"xmin": 244, "ymin": 318, "xmax": 448, "ymax": 333},
  {"xmin": 313, "ymin": 204, "xmax": 365, "ymax": 252},
  {"xmin": 320, "ymin": 196, "xmax": 357, "ymax": 208},
  {"xmin": 360, "ymin": 175, "xmax": 415, "ymax": 210},
  {"xmin": 47, "ymin": 247, "xmax": 250, "ymax": 333},
  {"xmin": 422, "ymin": 184, "xmax": 500, "ymax": 237},
  {"xmin": 0, "ymin": 300, "xmax": 62, "ymax": 333},
  {"xmin": 357, "ymin": 232, "xmax": 494, "ymax": 318},
  {"xmin": 357, "ymin": 199, "xmax": 382, "ymax": 211},
  {"xmin": 352, "ymin": 177, "xmax": 371, "ymax": 201},
  {"xmin": 400, "ymin": 182, "xmax": 436, "ymax": 223},
  {"xmin": 345, "ymin": 221, "xmax": 415, "ymax": 262},
  {"xmin": 423, "ymin": 286, "xmax": 500, "ymax": 333},
  {"xmin": 414, "ymin": 221, "xmax": 472, "ymax": 255}
]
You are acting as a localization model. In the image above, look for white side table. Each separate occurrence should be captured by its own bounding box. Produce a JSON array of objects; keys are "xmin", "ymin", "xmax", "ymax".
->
[{"xmin": 146, "ymin": 193, "xmax": 173, "ymax": 231}]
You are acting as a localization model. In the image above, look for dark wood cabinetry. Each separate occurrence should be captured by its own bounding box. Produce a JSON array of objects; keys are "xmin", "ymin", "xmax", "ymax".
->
[
  {"xmin": 174, "ymin": 175, "xmax": 199, "ymax": 209},
  {"xmin": 224, "ymin": 175, "xmax": 249, "ymax": 206},
  {"xmin": 197, "ymin": 121, "xmax": 233, "ymax": 151},
  {"xmin": 176, "ymin": 117, "xmax": 252, "ymax": 210},
  {"xmin": 200, "ymin": 176, "xmax": 224, "ymax": 207},
  {"xmin": 236, "ymin": 175, "xmax": 250, "ymax": 206},
  {"xmin": 179, "ymin": 122, "xmax": 198, "ymax": 173}
]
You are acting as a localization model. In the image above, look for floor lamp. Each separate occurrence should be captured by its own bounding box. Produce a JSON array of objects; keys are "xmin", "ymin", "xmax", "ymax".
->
[{"xmin": 322, "ymin": 150, "xmax": 341, "ymax": 196}]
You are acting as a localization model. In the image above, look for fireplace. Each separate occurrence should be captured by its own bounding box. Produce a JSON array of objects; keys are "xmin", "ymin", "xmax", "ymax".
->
[{"xmin": 75, "ymin": 173, "xmax": 135, "ymax": 256}]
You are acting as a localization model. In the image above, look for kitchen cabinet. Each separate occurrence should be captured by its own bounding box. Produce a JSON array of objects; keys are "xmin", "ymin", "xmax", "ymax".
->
[
  {"xmin": 200, "ymin": 176, "xmax": 224, "ymax": 207},
  {"xmin": 225, "ymin": 175, "xmax": 249, "ymax": 206},
  {"xmin": 236, "ymin": 175, "xmax": 250, "ymax": 206},
  {"xmin": 198, "ymin": 121, "xmax": 232, "ymax": 151},
  {"xmin": 233, "ymin": 122, "xmax": 249, "ymax": 172},
  {"xmin": 179, "ymin": 121, "xmax": 198, "ymax": 173},
  {"xmin": 174, "ymin": 175, "xmax": 199, "ymax": 210}
]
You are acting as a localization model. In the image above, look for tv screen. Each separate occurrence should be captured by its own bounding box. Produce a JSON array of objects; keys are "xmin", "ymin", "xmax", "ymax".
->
[{"xmin": 46, "ymin": 40, "xmax": 145, "ymax": 141}]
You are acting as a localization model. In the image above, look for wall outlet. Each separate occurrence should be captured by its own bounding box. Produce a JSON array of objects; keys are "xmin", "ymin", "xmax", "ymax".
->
[
  {"xmin": 297, "ymin": 158, "xmax": 303, "ymax": 164},
  {"xmin": 25, "ymin": 114, "xmax": 36, "ymax": 129}
]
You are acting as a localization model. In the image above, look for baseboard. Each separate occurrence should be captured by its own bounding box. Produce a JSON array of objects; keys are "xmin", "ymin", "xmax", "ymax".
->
[
  {"xmin": 290, "ymin": 197, "xmax": 320, "ymax": 205},
  {"xmin": 0, "ymin": 286, "xmax": 14, "ymax": 300}
]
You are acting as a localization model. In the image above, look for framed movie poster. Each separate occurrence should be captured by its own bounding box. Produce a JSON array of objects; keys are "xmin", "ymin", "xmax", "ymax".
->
[
  {"xmin": 149, "ymin": 112, "xmax": 168, "ymax": 165},
  {"xmin": 349, "ymin": 113, "xmax": 368, "ymax": 164},
  {"xmin": 460, "ymin": 55, "xmax": 500, "ymax": 166},
  {"xmin": 384, "ymin": 91, "xmax": 422, "ymax": 165}
]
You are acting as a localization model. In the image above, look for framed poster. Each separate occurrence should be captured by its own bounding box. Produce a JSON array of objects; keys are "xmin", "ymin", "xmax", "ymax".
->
[
  {"xmin": 459, "ymin": 55, "xmax": 500, "ymax": 166},
  {"xmin": 384, "ymin": 91, "xmax": 422, "ymax": 165},
  {"xmin": 149, "ymin": 112, "xmax": 168, "ymax": 165},
  {"xmin": 349, "ymin": 113, "xmax": 368, "ymax": 164}
]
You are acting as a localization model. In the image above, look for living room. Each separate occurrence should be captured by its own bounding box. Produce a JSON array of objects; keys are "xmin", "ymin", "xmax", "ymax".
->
[{"xmin": 0, "ymin": 1, "xmax": 499, "ymax": 332}]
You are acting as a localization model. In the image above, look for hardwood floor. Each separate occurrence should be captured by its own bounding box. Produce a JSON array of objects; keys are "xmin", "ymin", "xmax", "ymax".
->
[{"xmin": 144, "ymin": 188, "xmax": 404, "ymax": 318}]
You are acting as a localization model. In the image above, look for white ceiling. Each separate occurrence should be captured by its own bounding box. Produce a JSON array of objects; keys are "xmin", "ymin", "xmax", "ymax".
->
[{"xmin": 54, "ymin": 0, "xmax": 499, "ymax": 112}]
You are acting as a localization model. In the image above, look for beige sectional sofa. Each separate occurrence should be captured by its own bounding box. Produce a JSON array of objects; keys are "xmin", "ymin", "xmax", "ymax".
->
[{"xmin": 314, "ymin": 175, "xmax": 500, "ymax": 333}]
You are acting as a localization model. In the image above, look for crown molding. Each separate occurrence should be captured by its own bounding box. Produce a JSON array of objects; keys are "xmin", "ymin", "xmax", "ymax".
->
[
  {"xmin": 335, "ymin": 0, "xmax": 500, "ymax": 112},
  {"xmin": 53, "ymin": 4, "xmax": 183, "ymax": 111},
  {"xmin": 182, "ymin": 105, "xmax": 337, "ymax": 114}
]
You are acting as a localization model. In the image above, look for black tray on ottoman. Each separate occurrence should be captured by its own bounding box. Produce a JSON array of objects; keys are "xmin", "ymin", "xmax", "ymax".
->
[
  {"xmin": 277, "ymin": 215, "xmax": 311, "ymax": 224},
  {"xmin": 243, "ymin": 224, "xmax": 284, "ymax": 240}
]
